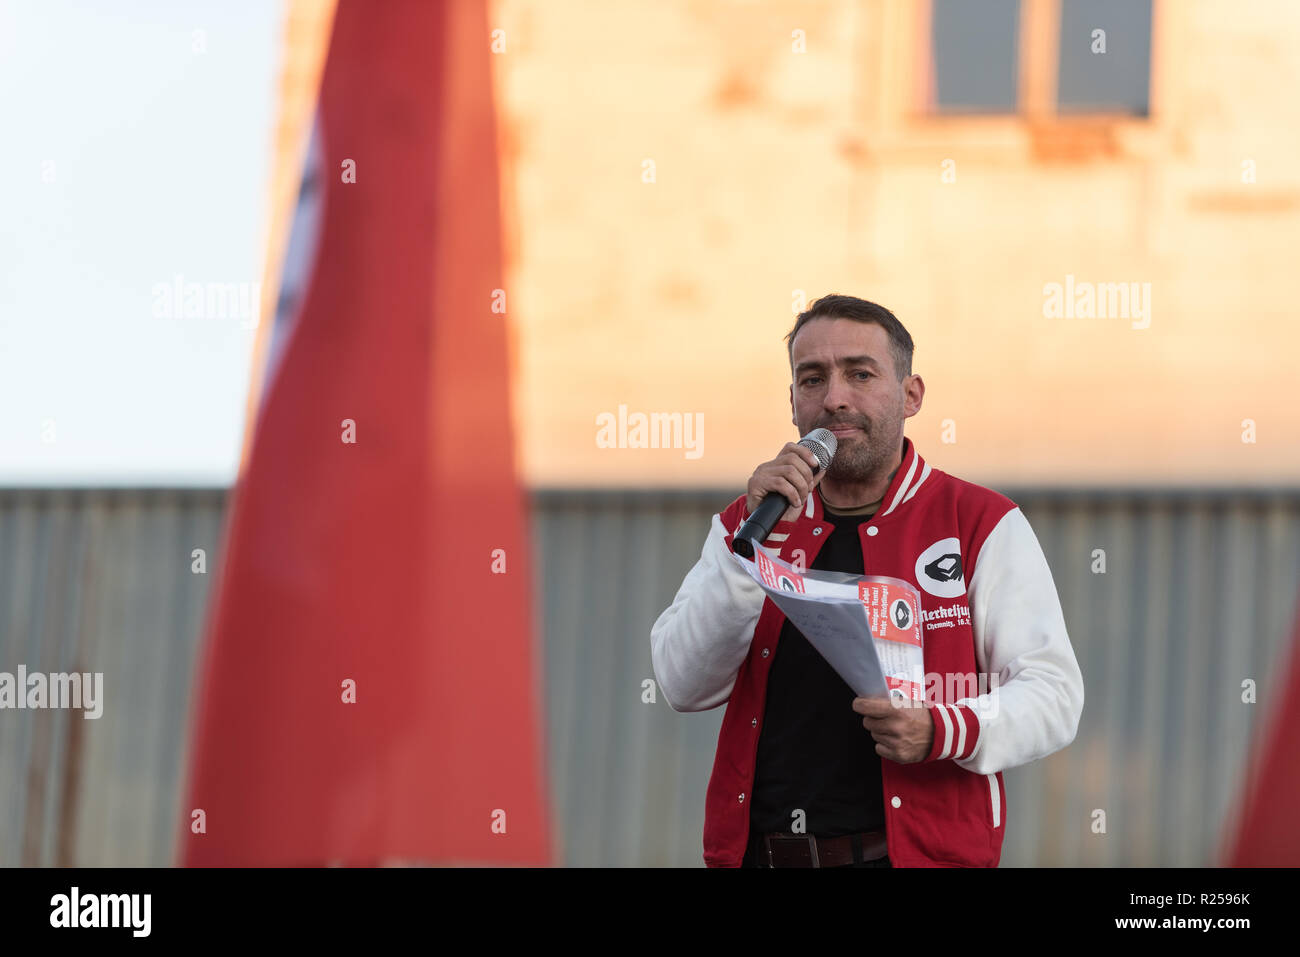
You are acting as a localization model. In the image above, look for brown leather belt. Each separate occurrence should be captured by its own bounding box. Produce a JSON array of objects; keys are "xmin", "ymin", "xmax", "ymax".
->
[{"xmin": 758, "ymin": 830, "xmax": 888, "ymax": 867}]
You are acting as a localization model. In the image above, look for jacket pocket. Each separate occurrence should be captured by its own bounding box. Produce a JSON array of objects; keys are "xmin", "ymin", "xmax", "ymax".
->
[{"xmin": 986, "ymin": 773, "xmax": 1001, "ymax": 828}]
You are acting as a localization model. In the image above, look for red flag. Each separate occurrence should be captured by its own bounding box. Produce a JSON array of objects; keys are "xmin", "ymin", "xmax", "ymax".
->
[
  {"xmin": 1221, "ymin": 601, "xmax": 1300, "ymax": 866},
  {"xmin": 179, "ymin": 0, "xmax": 550, "ymax": 866}
]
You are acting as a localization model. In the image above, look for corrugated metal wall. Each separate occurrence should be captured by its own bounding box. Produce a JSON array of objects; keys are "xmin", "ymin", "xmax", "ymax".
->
[
  {"xmin": 0, "ymin": 488, "xmax": 226, "ymax": 867},
  {"xmin": 2, "ymin": 486, "xmax": 1297, "ymax": 866}
]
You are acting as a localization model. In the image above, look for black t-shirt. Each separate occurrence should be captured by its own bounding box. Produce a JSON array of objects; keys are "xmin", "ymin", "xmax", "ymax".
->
[{"xmin": 748, "ymin": 505, "xmax": 885, "ymax": 837}]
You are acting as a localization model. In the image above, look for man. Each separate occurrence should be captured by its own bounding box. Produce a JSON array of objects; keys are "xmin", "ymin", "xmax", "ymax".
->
[{"xmin": 649, "ymin": 294, "xmax": 1084, "ymax": 868}]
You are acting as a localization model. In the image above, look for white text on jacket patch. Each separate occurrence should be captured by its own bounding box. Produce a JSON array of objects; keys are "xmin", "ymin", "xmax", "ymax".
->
[{"xmin": 921, "ymin": 600, "xmax": 972, "ymax": 631}]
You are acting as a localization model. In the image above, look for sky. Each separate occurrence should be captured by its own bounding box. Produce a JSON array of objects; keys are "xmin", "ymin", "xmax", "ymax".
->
[{"xmin": 0, "ymin": 0, "xmax": 280, "ymax": 485}]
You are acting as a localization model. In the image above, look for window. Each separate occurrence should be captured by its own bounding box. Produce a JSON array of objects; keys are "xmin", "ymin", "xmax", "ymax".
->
[
  {"xmin": 1056, "ymin": 0, "xmax": 1152, "ymax": 115},
  {"xmin": 930, "ymin": 0, "xmax": 1021, "ymax": 113},
  {"xmin": 925, "ymin": 0, "xmax": 1152, "ymax": 117}
]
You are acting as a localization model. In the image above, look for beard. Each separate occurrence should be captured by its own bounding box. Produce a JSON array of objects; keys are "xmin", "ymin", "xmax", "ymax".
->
[{"xmin": 808, "ymin": 417, "xmax": 892, "ymax": 483}]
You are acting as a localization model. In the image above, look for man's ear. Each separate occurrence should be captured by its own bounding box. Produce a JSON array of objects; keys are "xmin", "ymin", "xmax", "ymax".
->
[
  {"xmin": 789, "ymin": 384, "xmax": 796, "ymax": 427},
  {"xmin": 904, "ymin": 374, "xmax": 925, "ymax": 417}
]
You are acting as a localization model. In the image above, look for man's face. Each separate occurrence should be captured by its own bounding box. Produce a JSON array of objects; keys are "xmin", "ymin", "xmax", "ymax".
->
[{"xmin": 788, "ymin": 317, "xmax": 916, "ymax": 483}]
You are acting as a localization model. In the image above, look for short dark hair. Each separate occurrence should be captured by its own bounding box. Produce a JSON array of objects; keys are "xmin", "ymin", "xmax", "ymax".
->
[{"xmin": 785, "ymin": 294, "xmax": 914, "ymax": 381}]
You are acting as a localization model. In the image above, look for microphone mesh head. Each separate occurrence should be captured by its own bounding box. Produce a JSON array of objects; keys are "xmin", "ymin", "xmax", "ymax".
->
[{"xmin": 800, "ymin": 428, "xmax": 837, "ymax": 472}]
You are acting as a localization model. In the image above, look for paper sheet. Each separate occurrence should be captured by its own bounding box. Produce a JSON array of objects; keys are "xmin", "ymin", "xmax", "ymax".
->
[{"xmin": 732, "ymin": 544, "xmax": 926, "ymax": 700}]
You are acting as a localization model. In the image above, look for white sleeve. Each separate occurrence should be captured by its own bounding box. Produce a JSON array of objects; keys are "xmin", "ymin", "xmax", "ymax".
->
[
  {"xmin": 650, "ymin": 513, "xmax": 768, "ymax": 712},
  {"xmin": 952, "ymin": 507, "xmax": 1085, "ymax": 775}
]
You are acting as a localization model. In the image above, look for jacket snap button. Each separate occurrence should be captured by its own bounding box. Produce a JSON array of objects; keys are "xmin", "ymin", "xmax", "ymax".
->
[
  {"xmin": 813, "ymin": 527, "xmax": 823, "ymax": 536},
  {"xmin": 751, "ymin": 717, "xmax": 758, "ymax": 727},
  {"xmin": 739, "ymin": 793, "xmax": 745, "ymax": 804},
  {"xmin": 867, "ymin": 526, "xmax": 879, "ymax": 537},
  {"xmin": 891, "ymin": 796, "xmax": 901, "ymax": 809},
  {"xmin": 761, "ymin": 648, "xmax": 769, "ymax": 658}
]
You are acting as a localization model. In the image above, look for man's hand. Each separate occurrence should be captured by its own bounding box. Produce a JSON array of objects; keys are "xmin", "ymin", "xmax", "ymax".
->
[
  {"xmin": 852, "ymin": 695, "xmax": 934, "ymax": 764},
  {"xmin": 745, "ymin": 442, "xmax": 825, "ymax": 524}
]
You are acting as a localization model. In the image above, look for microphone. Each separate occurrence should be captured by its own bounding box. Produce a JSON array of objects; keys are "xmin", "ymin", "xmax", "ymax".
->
[{"xmin": 732, "ymin": 428, "xmax": 837, "ymax": 559}]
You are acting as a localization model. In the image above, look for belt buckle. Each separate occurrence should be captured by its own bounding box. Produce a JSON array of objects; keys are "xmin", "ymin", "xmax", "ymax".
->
[{"xmin": 763, "ymin": 834, "xmax": 820, "ymax": 868}]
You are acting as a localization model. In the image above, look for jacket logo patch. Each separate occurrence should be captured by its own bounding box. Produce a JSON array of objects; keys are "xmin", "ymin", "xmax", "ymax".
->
[
  {"xmin": 915, "ymin": 537, "xmax": 967, "ymax": 598},
  {"xmin": 925, "ymin": 554, "xmax": 962, "ymax": 582}
]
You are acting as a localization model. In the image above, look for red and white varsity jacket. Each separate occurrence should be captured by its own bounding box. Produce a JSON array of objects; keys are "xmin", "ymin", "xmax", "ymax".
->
[{"xmin": 650, "ymin": 436, "xmax": 1085, "ymax": 867}]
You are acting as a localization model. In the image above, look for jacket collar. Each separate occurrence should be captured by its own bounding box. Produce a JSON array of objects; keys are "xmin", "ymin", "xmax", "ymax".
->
[{"xmin": 806, "ymin": 435, "xmax": 930, "ymax": 523}]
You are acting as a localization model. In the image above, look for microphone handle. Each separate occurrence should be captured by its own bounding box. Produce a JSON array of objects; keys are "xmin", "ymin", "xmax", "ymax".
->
[{"xmin": 732, "ymin": 492, "xmax": 793, "ymax": 559}]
